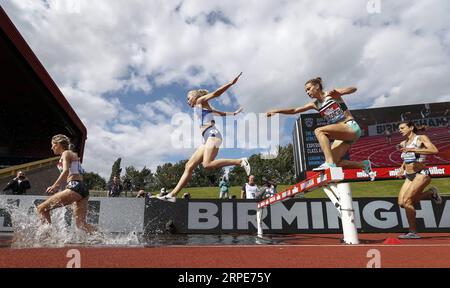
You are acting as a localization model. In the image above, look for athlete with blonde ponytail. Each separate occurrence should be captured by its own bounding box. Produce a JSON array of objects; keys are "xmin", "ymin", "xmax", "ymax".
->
[
  {"xmin": 37, "ymin": 134, "xmax": 95, "ymax": 234},
  {"xmin": 157, "ymin": 73, "xmax": 251, "ymax": 202}
]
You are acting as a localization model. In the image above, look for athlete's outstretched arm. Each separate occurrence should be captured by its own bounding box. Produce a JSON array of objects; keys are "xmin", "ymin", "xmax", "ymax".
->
[
  {"xmin": 197, "ymin": 73, "xmax": 242, "ymax": 104},
  {"xmin": 212, "ymin": 107, "xmax": 243, "ymax": 117},
  {"xmin": 266, "ymin": 102, "xmax": 316, "ymax": 117},
  {"xmin": 328, "ymin": 87, "xmax": 357, "ymax": 98}
]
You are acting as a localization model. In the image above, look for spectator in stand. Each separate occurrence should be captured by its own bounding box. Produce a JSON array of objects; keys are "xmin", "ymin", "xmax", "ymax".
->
[
  {"xmin": 400, "ymin": 111, "xmax": 412, "ymax": 122},
  {"xmin": 241, "ymin": 175, "xmax": 261, "ymax": 199},
  {"xmin": 261, "ymin": 178, "xmax": 277, "ymax": 199},
  {"xmin": 2, "ymin": 171, "xmax": 31, "ymax": 195},
  {"xmin": 421, "ymin": 104, "xmax": 431, "ymax": 119},
  {"xmin": 107, "ymin": 176, "xmax": 123, "ymax": 197},
  {"xmin": 218, "ymin": 177, "xmax": 230, "ymax": 199}
]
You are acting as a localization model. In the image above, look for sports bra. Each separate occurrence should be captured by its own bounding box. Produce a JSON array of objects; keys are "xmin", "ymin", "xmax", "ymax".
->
[
  {"xmin": 195, "ymin": 106, "xmax": 215, "ymax": 128},
  {"xmin": 314, "ymin": 93, "xmax": 349, "ymax": 124},
  {"xmin": 57, "ymin": 158, "xmax": 85, "ymax": 175},
  {"xmin": 400, "ymin": 135, "xmax": 426, "ymax": 164}
]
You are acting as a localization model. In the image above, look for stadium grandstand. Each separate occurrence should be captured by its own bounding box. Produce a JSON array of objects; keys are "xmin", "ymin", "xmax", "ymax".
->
[{"xmin": 0, "ymin": 6, "xmax": 87, "ymax": 195}]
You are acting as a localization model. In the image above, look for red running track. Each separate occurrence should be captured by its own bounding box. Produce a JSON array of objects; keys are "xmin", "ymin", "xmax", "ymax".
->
[{"xmin": 1, "ymin": 233, "xmax": 450, "ymax": 268}]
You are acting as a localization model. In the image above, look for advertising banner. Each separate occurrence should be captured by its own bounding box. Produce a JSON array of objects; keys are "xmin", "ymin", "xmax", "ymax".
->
[{"xmin": 294, "ymin": 101, "xmax": 450, "ymax": 180}]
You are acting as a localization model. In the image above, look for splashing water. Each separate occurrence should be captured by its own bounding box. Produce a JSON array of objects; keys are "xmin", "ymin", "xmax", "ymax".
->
[{"xmin": 0, "ymin": 197, "xmax": 142, "ymax": 248}]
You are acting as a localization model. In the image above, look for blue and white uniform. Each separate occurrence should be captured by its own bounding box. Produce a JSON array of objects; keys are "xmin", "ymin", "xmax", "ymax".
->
[
  {"xmin": 401, "ymin": 135, "xmax": 429, "ymax": 181},
  {"xmin": 195, "ymin": 106, "xmax": 223, "ymax": 144}
]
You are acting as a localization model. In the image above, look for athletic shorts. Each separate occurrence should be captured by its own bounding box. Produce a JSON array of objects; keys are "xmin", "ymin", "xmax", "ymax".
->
[
  {"xmin": 202, "ymin": 126, "xmax": 222, "ymax": 144},
  {"xmin": 66, "ymin": 181, "xmax": 89, "ymax": 199},
  {"xmin": 405, "ymin": 169, "xmax": 431, "ymax": 181},
  {"xmin": 344, "ymin": 120, "xmax": 362, "ymax": 144}
]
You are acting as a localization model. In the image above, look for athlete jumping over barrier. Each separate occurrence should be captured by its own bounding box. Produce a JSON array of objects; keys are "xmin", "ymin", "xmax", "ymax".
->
[
  {"xmin": 266, "ymin": 77, "xmax": 375, "ymax": 180},
  {"xmin": 158, "ymin": 73, "xmax": 251, "ymax": 202}
]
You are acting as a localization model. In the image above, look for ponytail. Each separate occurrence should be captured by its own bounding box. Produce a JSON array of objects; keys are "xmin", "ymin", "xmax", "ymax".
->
[{"xmin": 305, "ymin": 77, "xmax": 323, "ymax": 90}]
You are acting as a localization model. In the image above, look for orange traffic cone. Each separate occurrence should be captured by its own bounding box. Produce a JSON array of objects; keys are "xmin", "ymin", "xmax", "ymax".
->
[{"xmin": 383, "ymin": 237, "xmax": 402, "ymax": 245}]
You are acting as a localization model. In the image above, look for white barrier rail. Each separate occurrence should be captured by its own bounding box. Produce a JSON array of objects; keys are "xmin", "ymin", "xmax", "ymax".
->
[{"xmin": 256, "ymin": 167, "xmax": 359, "ymax": 244}]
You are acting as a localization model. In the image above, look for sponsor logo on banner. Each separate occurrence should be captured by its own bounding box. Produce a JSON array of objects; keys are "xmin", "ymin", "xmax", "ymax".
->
[
  {"xmin": 309, "ymin": 165, "xmax": 450, "ymax": 180},
  {"xmin": 305, "ymin": 118, "xmax": 314, "ymax": 128},
  {"xmin": 389, "ymin": 168, "xmax": 401, "ymax": 177},
  {"xmin": 182, "ymin": 197, "xmax": 450, "ymax": 234},
  {"xmin": 429, "ymin": 166, "xmax": 445, "ymax": 175},
  {"xmin": 357, "ymin": 171, "xmax": 378, "ymax": 178}
]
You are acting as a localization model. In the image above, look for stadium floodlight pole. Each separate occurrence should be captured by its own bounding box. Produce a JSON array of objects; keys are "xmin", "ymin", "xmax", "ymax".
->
[{"xmin": 256, "ymin": 167, "xmax": 359, "ymax": 244}]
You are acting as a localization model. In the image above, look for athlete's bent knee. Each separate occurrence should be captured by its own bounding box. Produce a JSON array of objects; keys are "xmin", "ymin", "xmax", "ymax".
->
[
  {"xmin": 185, "ymin": 161, "xmax": 196, "ymax": 172},
  {"xmin": 202, "ymin": 162, "xmax": 214, "ymax": 169},
  {"xmin": 404, "ymin": 198, "xmax": 415, "ymax": 209}
]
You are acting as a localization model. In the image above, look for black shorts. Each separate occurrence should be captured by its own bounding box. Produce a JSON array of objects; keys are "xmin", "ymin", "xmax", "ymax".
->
[
  {"xmin": 405, "ymin": 169, "xmax": 431, "ymax": 181},
  {"xmin": 66, "ymin": 181, "xmax": 89, "ymax": 199}
]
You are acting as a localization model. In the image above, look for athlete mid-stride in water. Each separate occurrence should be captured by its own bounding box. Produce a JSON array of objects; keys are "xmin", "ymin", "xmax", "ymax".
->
[
  {"xmin": 266, "ymin": 77, "xmax": 375, "ymax": 180},
  {"xmin": 37, "ymin": 134, "xmax": 95, "ymax": 233},
  {"xmin": 158, "ymin": 73, "xmax": 251, "ymax": 202}
]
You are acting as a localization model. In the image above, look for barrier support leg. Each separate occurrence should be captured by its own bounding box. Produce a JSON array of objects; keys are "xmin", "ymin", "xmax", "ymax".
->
[
  {"xmin": 256, "ymin": 208, "xmax": 263, "ymax": 237},
  {"xmin": 337, "ymin": 183, "xmax": 359, "ymax": 244}
]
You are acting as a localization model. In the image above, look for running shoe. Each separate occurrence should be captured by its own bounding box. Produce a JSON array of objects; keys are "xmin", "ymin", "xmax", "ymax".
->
[
  {"xmin": 156, "ymin": 194, "xmax": 176, "ymax": 203},
  {"xmin": 241, "ymin": 158, "xmax": 251, "ymax": 176},
  {"xmin": 312, "ymin": 162, "xmax": 337, "ymax": 171},
  {"xmin": 430, "ymin": 186, "xmax": 442, "ymax": 205},
  {"xmin": 398, "ymin": 232, "xmax": 421, "ymax": 239},
  {"xmin": 363, "ymin": 160, "xmax": 376, "ymax": 181}
]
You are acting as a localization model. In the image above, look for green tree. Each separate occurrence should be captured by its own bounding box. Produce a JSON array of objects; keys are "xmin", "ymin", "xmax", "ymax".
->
[
  {"xmin": 228, "ymin": 165, "xmax": 247, "ymax": 186},
  {"xmin": 83, "ymin": 172, "xmax": 106, "ymax": 190},
  {"xmin": 191, "ymin": 164, "xmax": 224, "ymax": 187},
  {"xmin": 124, "ymin": 166, "xmax": 155, "ymax": 191},
  {"xmin": 155, "ymin": 162, "xmax": 178, "ymax": 189},
  {"xmin": 110, "ymin": 158, "xmax": 122, "ymax": 182}
]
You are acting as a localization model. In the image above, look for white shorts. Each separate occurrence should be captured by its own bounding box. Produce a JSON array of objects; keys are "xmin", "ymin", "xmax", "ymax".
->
[{"xmin": 202, "ymin": 126, "xmax": 222, "ymax": 144}]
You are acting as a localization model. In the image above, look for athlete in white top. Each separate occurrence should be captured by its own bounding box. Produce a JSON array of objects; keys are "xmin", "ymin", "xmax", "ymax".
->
[
  {"xmin": 158, "ymin": 73, "xmax": 251, "ymax": 202},
  {"xmin": 37, "ymin": 134, "xmax": 95, "ymax": 234},
  {"xmin": 266, "ymin": 77, "xmax": 374, "ymax": 180},
  {"xmin": 396, "ymin": 122, "xmax": 441, "ymax": 239}
]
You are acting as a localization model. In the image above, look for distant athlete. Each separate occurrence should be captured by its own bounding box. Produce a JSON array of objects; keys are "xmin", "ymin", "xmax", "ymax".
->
[
  {"xmin": 37, "ymin": 134, "xmax": 95, "ymax": 233},
  {"xmin": 266, "ymin": 77, "xmax": 374, "ymax": 180},
  {"xmin": 158, "ymin": 73, "xmax": 251, "ymax": 202},
  {"xmin": 397, "ymin": 122, "xmax": 442, "ymax": 239}
]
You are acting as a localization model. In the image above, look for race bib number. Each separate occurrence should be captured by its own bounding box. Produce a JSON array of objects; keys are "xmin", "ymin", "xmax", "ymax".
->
[{"xmin": 319, "ymin": 101, "xmax": 346, "ymax": 124}]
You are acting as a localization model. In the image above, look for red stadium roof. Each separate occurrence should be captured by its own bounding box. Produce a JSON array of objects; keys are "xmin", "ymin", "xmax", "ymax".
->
[{"xmin": 0, "ymin": 6, "xmax": 86, "ymax": 161}]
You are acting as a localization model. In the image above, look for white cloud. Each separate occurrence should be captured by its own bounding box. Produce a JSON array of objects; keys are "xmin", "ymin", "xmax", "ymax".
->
[{"xmin": 2, "ymin": 0, "xmax": 450, "ymax": 177}]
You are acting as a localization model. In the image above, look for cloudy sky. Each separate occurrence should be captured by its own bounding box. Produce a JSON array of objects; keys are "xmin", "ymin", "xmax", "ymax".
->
[{"xmin": 2, "ymin": 0, "xmax": 450, "ymax": 178}]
